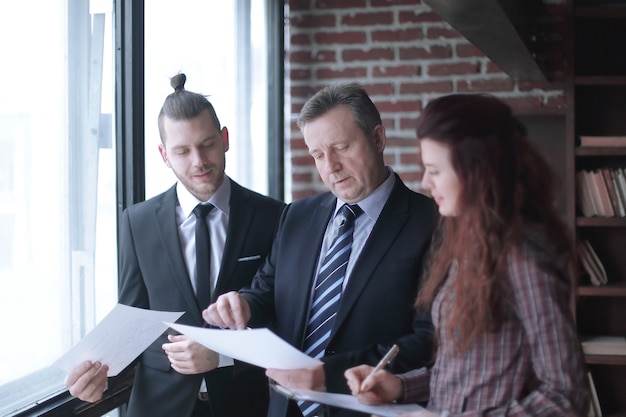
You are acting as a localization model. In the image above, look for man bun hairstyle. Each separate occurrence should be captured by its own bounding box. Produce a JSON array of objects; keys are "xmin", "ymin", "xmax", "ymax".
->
[{"xmin": 157, "ymin": 73, "xmax": 221, "ymax": 143}]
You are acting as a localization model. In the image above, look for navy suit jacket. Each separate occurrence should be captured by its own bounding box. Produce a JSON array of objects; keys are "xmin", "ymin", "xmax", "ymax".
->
[
  {"xmin": 240, "ymin": 174, "xmax": 438, "ymax": 417},
  {"xmin": 117, "ymin": 179, "xmax": 285, "ymax": 417}
]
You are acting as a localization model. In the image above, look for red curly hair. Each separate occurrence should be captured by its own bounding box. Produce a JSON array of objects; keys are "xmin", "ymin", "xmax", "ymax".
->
[{"xmin": 414, "ymin": 94, "xmax": 575, "ymax": 352}]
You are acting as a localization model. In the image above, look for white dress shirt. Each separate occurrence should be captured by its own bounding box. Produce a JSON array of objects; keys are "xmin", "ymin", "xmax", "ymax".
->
[{"xmin": 175, "ymin": 178, "xmax": 234, "ymax": 375}]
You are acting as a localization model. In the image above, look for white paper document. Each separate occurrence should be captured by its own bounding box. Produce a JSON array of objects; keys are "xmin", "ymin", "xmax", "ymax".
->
[
  {"xmin": 165, "ymin": 322, "xmax": 322, "ymax": 370},
  {"xmin": 53, "ymin": 304, "xmax": 184, "ymax": 376},
  {"xmin": 271, "ymin": 384, "xmax": 424, "ymax": 417}
]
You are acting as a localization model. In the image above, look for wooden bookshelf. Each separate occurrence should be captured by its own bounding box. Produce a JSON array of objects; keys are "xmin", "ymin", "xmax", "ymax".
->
[{"xmin": 569, "ymin": 1, "xmax": 626, "ymax": 414}]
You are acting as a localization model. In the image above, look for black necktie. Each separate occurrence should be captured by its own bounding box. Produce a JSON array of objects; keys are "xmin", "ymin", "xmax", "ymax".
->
[
  {"xmin": 299, "ymin": 204, "xmax": 363, "ymax": 417},
  {"xmin": 193, "ymin": 203, "xmax": 214, "ymax": 310}
]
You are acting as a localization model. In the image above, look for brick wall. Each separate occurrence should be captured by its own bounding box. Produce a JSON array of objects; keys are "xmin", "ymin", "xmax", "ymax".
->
[{"xmin": 285, "ymin": 0, "xmax": 566, "ymax": 201}]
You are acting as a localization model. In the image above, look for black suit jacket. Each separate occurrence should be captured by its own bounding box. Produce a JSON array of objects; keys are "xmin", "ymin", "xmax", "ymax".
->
[
  {"xmin": 118, "ymin": 179, "xmax": 285, "ymax": 417},
  {"xmin": 240, "ymin": 174, "xmax": 438, "ymax": 417}
]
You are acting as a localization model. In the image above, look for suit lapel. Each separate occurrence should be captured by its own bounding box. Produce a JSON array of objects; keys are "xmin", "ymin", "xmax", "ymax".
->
[
  {"xmin": 292, "ymin": 195, "xmax": 336, "ymax": 346},
  {"xmin": 213, "ymin": 180, "xmax": 250, "ymax": 300},
  {"xmin": 154, "ymin": 186, "xmax": 202, "ymax": 320},
  {"xmin": 332, "ymin": 179, "xmax": 411, "ymax": 335}
]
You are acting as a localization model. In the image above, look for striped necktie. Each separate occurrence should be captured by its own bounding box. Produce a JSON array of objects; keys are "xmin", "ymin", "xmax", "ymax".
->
[{"xmin": 298, "ymin": 203, "xmax": 362, "ymax": 417}]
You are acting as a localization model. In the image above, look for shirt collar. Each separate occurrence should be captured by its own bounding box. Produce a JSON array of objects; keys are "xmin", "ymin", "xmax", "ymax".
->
[
  {"xmin": 176, "ymin": 177, "xmax": 231, "ymax": 218},
  {"xmin": 334, "ymin": 166, "xmax": 395, "ymax": 222}
]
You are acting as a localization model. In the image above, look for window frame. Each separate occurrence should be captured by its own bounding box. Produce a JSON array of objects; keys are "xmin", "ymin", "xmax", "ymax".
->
[{"xmin": 4, "ymin": 0, "xmax": 284, "ymax": 415}]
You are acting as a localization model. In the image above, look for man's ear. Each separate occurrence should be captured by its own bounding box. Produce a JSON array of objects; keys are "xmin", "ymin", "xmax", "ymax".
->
[
  {"xmin": 158, "ymin": 143, "xmax": 172, "ymax": 168},
  {"xmin": 221, "ymin": 127, "xmax": 230, "ymax": 152},
  {"xmin": 372, "ymin": 124, "xmax": 386, "ymax": 153}
]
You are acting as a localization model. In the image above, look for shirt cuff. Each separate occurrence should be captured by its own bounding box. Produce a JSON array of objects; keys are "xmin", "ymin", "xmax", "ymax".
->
[
  {"xmin": 396, "ymin": 367, "xmax": 430, "ymax": 404},
  {"xmin": 218, "ymin": 353, "xmax": 234, "ymax": 368}
]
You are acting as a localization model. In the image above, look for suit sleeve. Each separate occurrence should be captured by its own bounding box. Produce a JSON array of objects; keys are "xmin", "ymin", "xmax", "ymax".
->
[
  {"xmin": 321, "ymin": 303, "xmax": 434, "ymax": 394},
  {"xmin": 238, "ymin": 204, "xmax": 294, "ymax": 327},
  {"xmin": 117, "ymin": 208, "xmax": 150, "ymax": 308}
]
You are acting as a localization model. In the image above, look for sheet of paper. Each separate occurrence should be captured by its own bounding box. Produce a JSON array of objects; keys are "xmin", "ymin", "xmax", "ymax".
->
[
  {"xmin": 53, "ymin": 304, "xmax": 184, "ymax": 376},
  {"xmin": 165, "ymin": 322, "xmax": 322, "ymax": 370},
  {"xmin": 271, "ymin": 384, "xmax": 424, "ymax": 417}
]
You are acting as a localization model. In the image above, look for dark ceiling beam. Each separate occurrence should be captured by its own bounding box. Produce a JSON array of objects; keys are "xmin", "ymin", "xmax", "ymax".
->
[{"xmin": 424, "ymin": 0, "xmax": 547, "ymax": 82}]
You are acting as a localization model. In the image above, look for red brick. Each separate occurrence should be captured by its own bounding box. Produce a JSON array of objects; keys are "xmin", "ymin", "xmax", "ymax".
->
[
  {"xmin": 291, "ymin": 102, "xmax": 305, "ymax": 114},
  {"xmin": 291, "ymin": 154, "xmax": 315, "ymax": 167},
  {"xmin": 383, "ymin": 154, "xmax": 397, "ymax": 166},
  {"xmin": 427, "ymin": 62, "xmax": 481, "ymax": 76},
  {"xmin": 398, "ymin": 10, "xmax": 441, "ymax": 24},
  {"xmin": 290, "ymin": 50, "xmax": 337, "ymax": 64},
  {"xmin": 371, "ymin": 0, "xmax": 421, "ymax": 6},
  {"xmin": 362, "ymin": 82, "xmax": 395, "ymax": 96},
  {"xmin": 287, "ymin": 0, "xmax": 310, "ymax": 11},
  {"xmin": 457, "ymin": 78, "xmax": 514, "ymax": 93},
  {"xmin": 517, "ymin": 80, "xmax": 562, "ymax": 91},
  {"xmin": 545, "ymin": 95, "xmax": 566, "ymax": 109},
  {"xmin": 371, "ymin": 28, "xmax": 422, "ymax": 42},
  {"xmin": 289, "ymin": 120, "xmax": 301, "ymax": 132},
  {"xmin": 289, "ymin": 68, "xmax": 312, "ymax": 81},
  {"xmin": 400, "ymin": 152, "xmax": 422, "ymax": 165},
  {"xmin": 373, "ymin": 65, "xmax": 421, "ymax": 77},
  {"xmin": 290, "ymin": 138, "xmax": 308, "ymax": 151},
  {"xmin": 315, "ymin": 31, "xmax": 367, "ymax": 44},
  {"xmin": 316, "ymin": 0, "xmax": 367, "ymax": 8},
  {"xmin": 292, "ymin": 172, "xmax": 315, "ymax": 183},
  {"xmin": 291, "ymin": 33, "xmax": 312, "ymax": 46},
  {"xmin": 399, "ymin": 45, "xmax": 452, "ymax": 60},
  {"xmin": 381, "ymin": 117, "xmax": 395, "ymax": 130},
  {"xmin": 386, "ymin": 136, "xmax": 418, "ymax": 147},
  {"xmin": 426, "ymin": 26, "xmax": 463, "ymax": 39},
  {"xmin": 398, "ymin": 171, "xmax": 424, "ymax": 182},
  {"xmin": 316, "ymin": 67, "xmax": 368, "ymax": 79},
  {"xmin": 400, "ymin": 81, "xmax": 452, "ymax": 94},
  {"xmin": 291, "ymin": 85, "xmax": 319, "ymax": 99},
  {"xmin": 289, "ymin": 13, "xmax": 336, "ymax": 29},
  {"xmin": 486, "ymin": 61, "xmax": 505, "ymax": 74},
  {"xmin": 456, "ymin": 43, "xmax": 484, "ymax": 58},
  {"xmin": 400, "ymin": 117, "xmax": 418, "ymax": 131},
  {"xmin": 376, "ymin": 99, "xmax": 421, "ymax": 113},
  {"xmin": 343, "ymin": 47, "xmax": 395, "ymax": 62},
  {"xmin": 341, "ymin": 11, "xmax": 393, "ymax": 26},
  {"xmin": 502, "ymin": 97, "xmax": 544, "ymax": 113}
]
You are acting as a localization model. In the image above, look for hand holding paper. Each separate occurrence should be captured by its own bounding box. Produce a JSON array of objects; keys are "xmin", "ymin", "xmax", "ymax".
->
[
  {"xmin": 53, "ymin": 304, "xmax": 184, "ymax": 376},
  {"xmin": 270, "ymin": 384, "xmax": 424, "ymax": 417},
  {"xmin": 165, "ymin": 322, "xmax": 322, "ymax": 370}
]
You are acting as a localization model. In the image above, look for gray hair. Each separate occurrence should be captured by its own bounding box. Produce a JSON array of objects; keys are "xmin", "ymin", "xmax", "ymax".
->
[{"xmin": 297, "ymin": 82, "xmax": 382, "ymax": 136}]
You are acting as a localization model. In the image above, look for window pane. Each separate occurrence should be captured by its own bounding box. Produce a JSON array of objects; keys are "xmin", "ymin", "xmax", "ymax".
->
[
  {"xmin": 0, "ymin": 0, "xmax": 117, "ymax": 413},
  {"xmin": 144, "ymin": 0, "xmax": 268, "ymax": 197}
]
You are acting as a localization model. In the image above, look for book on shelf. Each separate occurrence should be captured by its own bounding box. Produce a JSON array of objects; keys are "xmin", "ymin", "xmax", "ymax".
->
[
  {"xmin": 593, "ymin": 169, "xmax": 615, "ymax": 217},
  {"xmin": 590, "ymin": 169, "xmax": 614, "ymax": 217},
  {"xmin": 609, "ymin": 169, "xmax": 626, "ymax": 217},
  {"xmin": 576, "ymin": 168, "xmax": 626, "ymax": 218},
  {"xmin": 579, "ymin": 170, "xmax": 604, "ymax": 217},
  {"xmin": 577, "ymin": 239, "xmax": 607, "ymax": 286},
  {"xmin": 586, "ymin": 371, "xmax": 602, "ymax": 417},
  {"xmin": 601, "ymin": 168, "xmax": 625, "ymax": 217},
  {"xmin": 581, "ymin": 335, "xmax": 626, "ymax": 356},
  {"xmin": 616, "ymin": 168, "xmax": 626, "ymax": 211},
  {"xmin": 579, "ymin": 135, "xmax": 626, "ymax": 147},
  {"xmin": 576, "ymin": 171, "xmax": 597, "ymax": 217}
]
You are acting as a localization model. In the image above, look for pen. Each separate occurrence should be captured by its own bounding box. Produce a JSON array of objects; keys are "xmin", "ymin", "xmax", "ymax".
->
[
  {"xmin": 369, "ymin": 344, "xmax": 399, "ymax": 376},
  {"xmin": 359, "ymin": 344, "xmax": 399, "ymax": 393}
]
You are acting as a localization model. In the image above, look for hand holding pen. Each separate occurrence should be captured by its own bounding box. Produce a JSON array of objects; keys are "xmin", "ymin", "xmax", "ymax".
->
[
  {"xmin": 344, "ymin": 344, "xmax": 403, "ymax": 404},
  {"xmin": 360, "ymin": 344, "xmax": 399, "ymax": 392}
]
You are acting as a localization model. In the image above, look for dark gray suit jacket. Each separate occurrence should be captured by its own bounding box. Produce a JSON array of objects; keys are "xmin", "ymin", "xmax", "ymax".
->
[
  {"xmin": 118, "ymin": 179, "xmax": 285, "ymax": 417},
  {"xmin": 241, "ymin": 174, "xmax": 438, "ymax": 417}
]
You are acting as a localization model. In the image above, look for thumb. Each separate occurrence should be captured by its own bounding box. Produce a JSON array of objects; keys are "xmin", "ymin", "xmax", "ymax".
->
[{"xmin": 167, "ymin": 334, "xmax": 186, "ymax": 342}]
